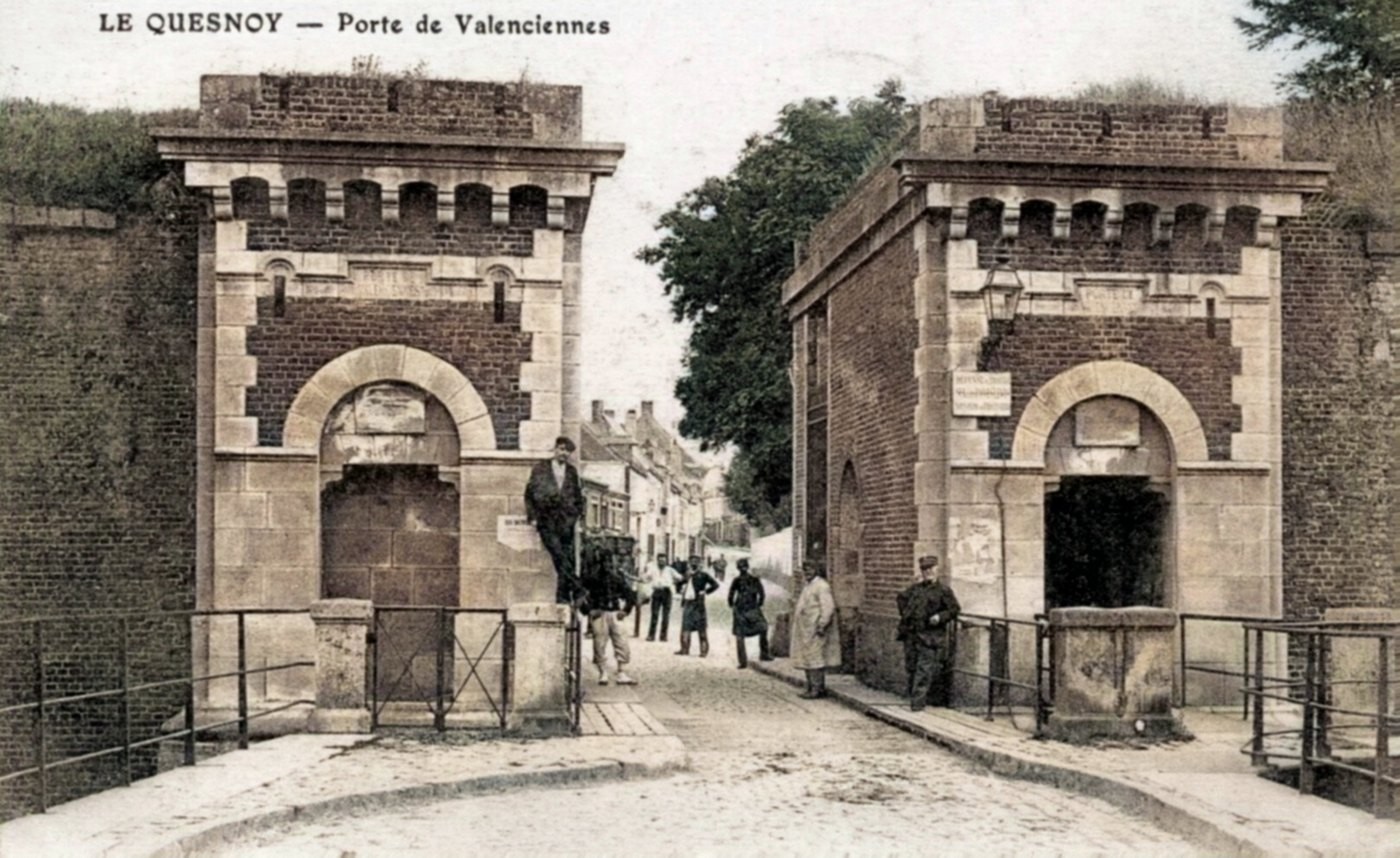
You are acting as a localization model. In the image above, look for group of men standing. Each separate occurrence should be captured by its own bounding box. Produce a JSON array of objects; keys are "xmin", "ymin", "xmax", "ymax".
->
[
  {"xmin": 524, "ymin": 435, "xmax": 961, "ymax": 708},
  {"xmin": 639, "ymin": 553, "xmax": 772, "ymax": 667}
]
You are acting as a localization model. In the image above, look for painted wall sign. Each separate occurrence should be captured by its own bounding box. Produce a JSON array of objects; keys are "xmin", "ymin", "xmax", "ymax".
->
[{"xmin": 952, "ymin": 371, "xmax": 1012, "ymax": 417}]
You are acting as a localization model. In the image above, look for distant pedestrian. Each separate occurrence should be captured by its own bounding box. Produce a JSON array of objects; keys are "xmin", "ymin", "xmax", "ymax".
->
[
  {"xmin": 645, "ymin": 553, "xmax": 677, "ymax": 642},
  {"xmin": 674, "ymin": 557, "xmax": 719, "ymax": 657},
  {"xmin": 523, "ymin": 436, "xmax": 585, "ymax": 605},
  {"xmin": 580, "ymin": 547, "xmax": 638, "ymax": 686},
  {"xmin": 711, "ymin": 555, "xmax": 727, "ymax": 583},
  {"xmin": 791, "ymin": 561, "xmax": 840, "ymax": 699},
  {"xmin": 897, "ymin": 554, "xmax": 961, "ymax": 711},
  {"xmin": 727, "ymin": 559, "xmax": 771, "ymax": 668}
]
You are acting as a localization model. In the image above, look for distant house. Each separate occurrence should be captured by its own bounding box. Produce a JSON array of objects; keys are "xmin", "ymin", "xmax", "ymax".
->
[{"xmin": 581, "ymin": 400, "xmax": 708, "ymax": 563}]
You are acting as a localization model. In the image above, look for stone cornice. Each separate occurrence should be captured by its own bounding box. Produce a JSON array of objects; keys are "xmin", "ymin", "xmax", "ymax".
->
[
  {"xmin": 152, "ymin": 127, "xmax": 625, "ymax": 176},
  {"xmin": 894, "ymin": 153, "xmax": 1333, "ymax": 196}
]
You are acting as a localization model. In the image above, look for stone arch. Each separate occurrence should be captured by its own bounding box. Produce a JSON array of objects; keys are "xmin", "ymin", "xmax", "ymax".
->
[
  {"xmin": 1011, "ymin": 360, "xmax": 1209, "ymax": 464},
  {"xmin": 283, "ymin": 345, "xmax": 495, "ymax": 451}
]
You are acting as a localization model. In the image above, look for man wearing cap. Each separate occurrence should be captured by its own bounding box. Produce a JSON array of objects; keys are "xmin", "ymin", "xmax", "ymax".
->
[
  {"xmin": 896, "ymin": 554, "xmax": 961, "ymax": 711},
  {"xmin": 727, "ymin": 558, "xmax": 771, "ymax": 668},
  {"xmin": 525, "ymin": 436, "xmax": 585, "ymax": 605}
]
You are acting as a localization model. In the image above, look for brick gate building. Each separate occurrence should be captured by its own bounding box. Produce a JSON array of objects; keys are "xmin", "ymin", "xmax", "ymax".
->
[
  {"xmin": 153, "ymin": 74, "xmax": 622, "ymax": 721},
  {"xmin": 784, "ymin": 97, "xmax": 1397, "ymax": 700}
]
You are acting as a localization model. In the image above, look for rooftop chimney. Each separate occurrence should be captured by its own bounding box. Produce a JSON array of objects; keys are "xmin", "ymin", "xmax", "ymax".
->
[
  {"xmin": 641, "ymin": 401, "xmax": 654, "ymax": 417},
  {"xmin": 591, "ymin": 399, "xmax": 605, "ymax": 424}
]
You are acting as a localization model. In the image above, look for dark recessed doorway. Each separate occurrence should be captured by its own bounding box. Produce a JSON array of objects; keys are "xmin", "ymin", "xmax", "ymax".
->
[{"xmin": 1045, "ymin": 476, "xmax": 1166, "ymax": 610}]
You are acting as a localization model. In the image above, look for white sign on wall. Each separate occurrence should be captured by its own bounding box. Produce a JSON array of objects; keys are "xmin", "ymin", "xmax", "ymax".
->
[
  {"xmin": 952, "ymin": 371, "xmax": 1012, "ymax": 417},
  {"xmin": 497, "ymin": 515, "xmax": 543, "ymax": 552}
]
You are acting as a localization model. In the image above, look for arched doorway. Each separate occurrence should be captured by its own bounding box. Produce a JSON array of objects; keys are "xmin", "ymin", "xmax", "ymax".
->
[
  {"xmin": 1042, "ymin": 396, "xmax": 1173, "ymax": 611},
  {"xmin": 319, "ymin": 382, "xmax": 461, "ymax": 702},
  {"xmin": 832, "ymin": 461, "xmax": 864, "ymax": 674}
]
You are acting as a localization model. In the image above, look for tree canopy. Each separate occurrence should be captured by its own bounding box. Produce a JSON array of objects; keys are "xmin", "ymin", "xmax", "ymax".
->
[
  {"xmin": 1236, "ymin": 0, "xmax": 1399, "ymax": 100},
  {"xmin": 1, "ymin": 100, "xmax": 197, "ymax": 213},
  {"xmin": 638, "ymin": 82, "xmax": 911, "ymax": 528}
]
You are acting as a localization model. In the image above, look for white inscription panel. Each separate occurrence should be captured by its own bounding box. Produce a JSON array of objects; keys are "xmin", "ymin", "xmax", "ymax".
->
[
  {"xmin": 497, "ymin": 515, "xmax": 543, "ymax": 552},
  {"xmin": 952, "ymin": 371, "xmax": 1012, "ymax": 417},
  {"xmin": 355, "ymin": 383, "xmax": 425, "ymax": 434}
]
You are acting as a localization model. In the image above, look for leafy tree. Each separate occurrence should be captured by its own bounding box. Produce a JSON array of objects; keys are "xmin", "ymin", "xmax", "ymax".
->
[
  {"xmin": 1, "ymin": 100, "xmax": 197, "ymax": 213},
  {"xmin": 638, "ymin": 82, "xmax": 911, "ymax": 527},
  {"xmin": 1236, "ymin": 0, "xmax": 1399, "ymax": 100}
]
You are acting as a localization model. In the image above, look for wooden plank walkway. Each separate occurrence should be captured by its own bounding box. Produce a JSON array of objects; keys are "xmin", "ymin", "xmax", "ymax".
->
[{"xmin": 579, "ymin": 702, "xmax": 672, "ymax": 736}]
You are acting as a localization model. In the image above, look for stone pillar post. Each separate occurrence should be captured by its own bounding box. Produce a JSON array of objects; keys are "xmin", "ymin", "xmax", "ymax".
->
[
  {"xmin": 1322, "ymin": 607, "xmax": 1400, "ymax": 735},
  {"xmin": 307, "ymin": 598, "xmax": 373, "ymax": 733},
  {"xmin": 507, "ymin": 602, "xmax": 573, "ymax": 734},
  {"xmin": 1046, "ymin": 606, "xmax": 1180, "ymax": 742}
]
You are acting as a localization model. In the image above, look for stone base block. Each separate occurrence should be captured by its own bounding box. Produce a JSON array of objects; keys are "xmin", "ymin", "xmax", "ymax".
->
[
  {"xmin": 506, "ymin": 712, "xmax": 575, "ymax": 736},
  {"xmin": 1045, "ymin": 713, "xmax": 1187, "ymax": 744},
  {"xmin": 308, "ymin": 707, "xmax": 372, "ymax": 733}
]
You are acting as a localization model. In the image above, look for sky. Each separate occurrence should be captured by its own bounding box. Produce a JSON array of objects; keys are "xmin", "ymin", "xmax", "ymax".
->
[{"xmin": 4, "ymin": 1, "xmax": 1304, "ymax": 459}]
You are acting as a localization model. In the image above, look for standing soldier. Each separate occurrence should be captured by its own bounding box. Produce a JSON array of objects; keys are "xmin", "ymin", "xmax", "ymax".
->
[
  {"xmin": 727, "ymin": 559, "xmax": 771, "ymax": 668},
  {"xmin": 524, "ymin": 436, "xmax": 585, "ymax": 605},
  {"xmin": 896, "ymin": 554, "xmax": 961, "ymax": 711}
]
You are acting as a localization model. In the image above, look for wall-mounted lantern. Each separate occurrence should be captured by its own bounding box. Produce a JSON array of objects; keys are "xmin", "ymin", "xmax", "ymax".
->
[{"xmin": 980, "ymin": 245, "xmax": 1024, "ymax": 323}]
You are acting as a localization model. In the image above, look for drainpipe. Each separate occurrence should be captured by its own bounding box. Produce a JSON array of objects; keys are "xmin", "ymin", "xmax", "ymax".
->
[{"xmin": 993, "ymin": 464, "xmax": 1010, "ymax": 619}]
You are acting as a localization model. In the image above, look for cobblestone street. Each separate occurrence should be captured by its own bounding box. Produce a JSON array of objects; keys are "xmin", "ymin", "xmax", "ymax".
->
[{"xmin": 219, "ymin": 604, "xmax": 1207, "ymax": 857}]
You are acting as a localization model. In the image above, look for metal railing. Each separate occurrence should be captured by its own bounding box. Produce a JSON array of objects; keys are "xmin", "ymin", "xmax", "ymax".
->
[
  {"xmin": 1235, "ymin": 620, "xmax": 1399, "ymax": 819},
  {"xmin": 1177, "ymin": 612, "xmax": 1287, "ymax": 712},
  {"xmin": 369, "ymin": 606, "xmax": 510, "ymax": 732},
  {"xmin": 0, "ymin": 608, "xmax": 313, "ymax": 814},
  {"xmin": 565, "ymin": 611, "xmax": 583, "ymax": 734},
  {"xmin": 953, "ymin": 612, "xmax": 1053, "ymax": 735}
]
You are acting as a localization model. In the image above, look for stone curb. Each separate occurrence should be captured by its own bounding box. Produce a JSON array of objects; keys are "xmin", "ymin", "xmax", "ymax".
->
[
  {"xmin": 750, "ymin": 663, "xmax": 1285, "ymax": 858},
  {"xmin": 145, "ymin": 737, "xmax": 689, "ymax": 858}
]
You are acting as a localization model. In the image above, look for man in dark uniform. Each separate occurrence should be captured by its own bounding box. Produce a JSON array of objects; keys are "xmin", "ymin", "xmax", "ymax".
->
[
  {"xmin": 727, "ymin": 558, "xmax": 771, "ymax": 668},
  {"xmin": 524, "ymin": 436, "xmax": 585, "ymax": 605},
  {"xmin": 896, "ymin": 554, "xmax": 961, "ymax": 711},
  {"xmin": 673, "ymin": 557, "xmax": 720, "ymax": 657}
]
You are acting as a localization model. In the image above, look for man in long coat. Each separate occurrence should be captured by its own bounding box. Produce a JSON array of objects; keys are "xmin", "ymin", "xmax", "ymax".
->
[
  {"xmin": 727, "ymin": 558, "xmax": 771, "ymax": 668},
  {"xmin": 897, "ymin": 554, "xmax": 961, "ymax": 711},
  {"xmin": 791, "ymin": 562, "xmax": 841, "ymax": 699},
  {"xmin": 524, "ymin": 436, "xmax": 585, "ymax": 605}
]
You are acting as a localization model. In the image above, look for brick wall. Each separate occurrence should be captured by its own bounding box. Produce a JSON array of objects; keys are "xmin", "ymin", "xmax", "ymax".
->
[
  {"xmin": 977, "ymin": 316, "xmax": 1241, "ymax": 460},
  {"xmin": 246, "ymin": 221, "xmax": 535, "ymax": 257},
  {"xmin": 827, "ymin": 226, "xmax": 921, "ymax": 621},
  {"xmin": 0, "ymin": 210, "xmax": 199, "ymax": 818},
  {"xmin": 1280, "ymin": 206, "xmax": 1396, "ymax": 619},
  {"xmin": 977, "ymin": 241, "xmax": 1242, "ymax": 276},
  {"xmin": 245, "ymin": 298, "xmax": 533, "ymax": 447},
  {"xmin": 203, "ymin": 74, "xmax": 565, "ymax": 138},
  {"xmin": 973, "ymin": 98, "xmax": 1239, "ymax": 161}
]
